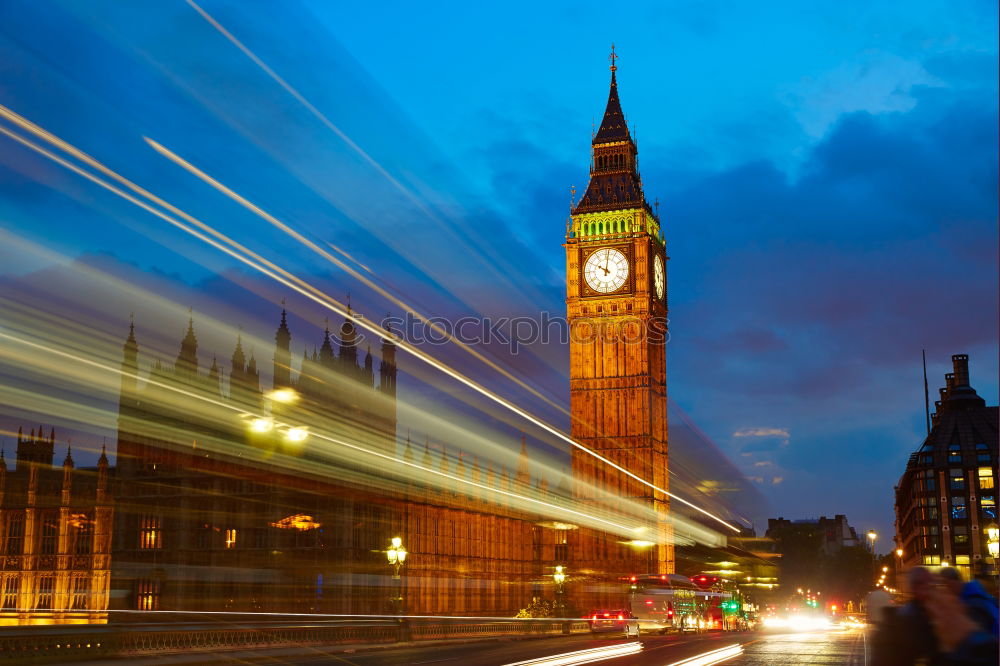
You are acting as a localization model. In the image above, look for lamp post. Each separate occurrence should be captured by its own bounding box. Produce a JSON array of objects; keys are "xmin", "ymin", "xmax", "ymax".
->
[
  {"xmin": 867, "ymin": 530, "xmax": 878, "ymax": 588},
  {"xmin": 986, "ymin": 524, "xmax": 999, "ymax": 582},
  {"xmin": 553, "ymin": 565, "xmax": 567, "ymax": 616},
  {"xmin": 386, "ymin": 537, "xmax": 407, "ymax": 613}
]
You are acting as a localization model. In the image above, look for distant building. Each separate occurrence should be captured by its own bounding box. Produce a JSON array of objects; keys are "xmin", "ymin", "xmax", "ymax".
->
[
  {"xmin": 0, "ymin": 427, "xmax": 112, "ymax": 625},
  {"xmin": 765, "ymin": 515, "xmax": 861, "ymax": 556},
  {"xmin": 894, "ymin": 354, "xmax": 998, "ymax": 578}
]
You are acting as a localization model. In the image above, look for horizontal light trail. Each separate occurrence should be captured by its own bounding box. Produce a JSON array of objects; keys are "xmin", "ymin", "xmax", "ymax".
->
[
  {"xmin": 175, "ymin": 5, "xmax": 744, "ymax": 533},
  {"xmin": 106, "ymin": 609, "xmax": 589, "ymax": 621},
  {"xmin": 665, "ymin": 644, "xmax": 744, "ymax": 666},
  {"xmin": 503, "ymin": 642, "xmax": 642, "ymax": 666},
  {"xmin": 144, "ymin": 136, "xmax": 569, "ymax": 419},
  {"xmin": 0, "ymin": 105, "xmax": 740, "ymax": 534},
  {"xmin": 0, "ymin": 331, "xmax": 641, "ymax": 536}
]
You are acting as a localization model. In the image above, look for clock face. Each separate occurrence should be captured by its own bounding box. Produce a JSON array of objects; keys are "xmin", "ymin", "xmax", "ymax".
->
[
  {"xmin": 584, "ymin": 247, "xmax": 629, "ymax": 293},
  {"xmin": 653, "ymin": 255, "xmax": 665, "ymax": 300}
]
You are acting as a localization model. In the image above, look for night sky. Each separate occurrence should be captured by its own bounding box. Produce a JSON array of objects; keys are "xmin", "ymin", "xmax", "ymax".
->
[{"xmin": 0, "ymin": 0, "xmax": 996, "ymax": 545}]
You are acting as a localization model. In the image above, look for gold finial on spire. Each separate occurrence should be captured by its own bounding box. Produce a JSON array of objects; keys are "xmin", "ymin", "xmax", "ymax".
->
[{"xmin": 609, "ymin": 43, "xmax": 618, "ymax": 72}]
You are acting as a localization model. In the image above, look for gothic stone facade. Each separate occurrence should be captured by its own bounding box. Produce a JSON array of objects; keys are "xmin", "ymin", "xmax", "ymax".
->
[
  {"xmin": 566, "ymin": 60, "xmax": 673, "ymax": 582},
  {"xmin": 0, "ymin": 428, "xmax": 112, "ymax": 625}
]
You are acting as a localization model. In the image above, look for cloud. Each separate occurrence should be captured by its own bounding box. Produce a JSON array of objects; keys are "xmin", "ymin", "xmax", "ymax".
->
[
  {"xmin": 734, "ymin": 427, "xmax": 790, "ymax": 439},
  {"xmin": 771, "ymin": 476, "xmax": 784, "ymax": 485}
]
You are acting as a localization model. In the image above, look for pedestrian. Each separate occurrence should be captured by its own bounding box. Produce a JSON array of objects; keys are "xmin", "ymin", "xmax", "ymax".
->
[
  {"xmin": 925, "ymin": 577, "xmax": 998, "ymax": 665},
  {"xmin": 870, "ymin": 567, "xmax": 939, "ymax": 665},
  {"xmin": 938, "ymin": 567, "xmax": 998, "ymax": 638}
]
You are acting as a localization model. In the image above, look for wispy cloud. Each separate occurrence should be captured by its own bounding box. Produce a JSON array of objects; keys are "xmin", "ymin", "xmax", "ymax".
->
[{"xmin": 733, "ymin": 427, "xmax": 790, "ymax": 439}]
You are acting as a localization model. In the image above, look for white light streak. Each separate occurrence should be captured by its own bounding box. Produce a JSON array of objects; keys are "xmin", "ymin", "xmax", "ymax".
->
[
  {"xmin": 0, "ymin": 104, "xmax": 740, "ymax": 533},
  {"xmin": 665, "ymin": 644, "xmax": 744, "ymax": 666},
  {"xmin": 503, "ymin": 642, "xmax": 642, "ymax": 666}
]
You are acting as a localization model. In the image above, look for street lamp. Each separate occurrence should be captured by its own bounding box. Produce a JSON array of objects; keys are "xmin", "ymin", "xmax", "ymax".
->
[
  {"xmin": 895, "ymin": 548, "xmax": 903, "ymax": 558},
  {"xmin": 867, "ymin": 530, "xmax": 877, "ymax": 552},
  {"xmin": 386, "ymin": 537, "xmax": 407, "ymax": 614},
  {"xmin": 986, "ymin": 524, "xmax": 999, "ymax": 557},
  {"xmin": 986, "ymin": 524, "xmax": 999, "ymax": 579}
]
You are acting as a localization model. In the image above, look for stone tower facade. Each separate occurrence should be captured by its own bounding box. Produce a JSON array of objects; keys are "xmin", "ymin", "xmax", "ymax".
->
[{"xmin": 566, "ymin": 53, "xmax": 672, "ymax": 578}]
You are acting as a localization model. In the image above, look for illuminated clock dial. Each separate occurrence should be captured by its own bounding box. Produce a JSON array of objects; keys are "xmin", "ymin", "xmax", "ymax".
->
[
  {"xmin": 653, "ymin": 255, "xmax": 665, "ymax": 301},
  {"xmin": 584, "ymin": 247, "xmax": 629, "ymax": 293}
]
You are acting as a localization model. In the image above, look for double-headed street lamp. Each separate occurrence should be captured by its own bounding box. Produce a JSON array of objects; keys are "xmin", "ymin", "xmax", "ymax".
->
[
  {"xmin": 553, "ymin": 565, "xmax": 567, "ymax": 615},
  {"xmin": 386, "ymin": 537, "xmax": 407, "ymax": 614},
  {"xmin": 986, "ymin": 524, "xmax": 999, "ymax": 579}
]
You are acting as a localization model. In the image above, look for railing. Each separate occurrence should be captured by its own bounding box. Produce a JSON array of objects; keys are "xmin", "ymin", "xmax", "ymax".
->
[{"xmin": 0, "ymin": 618, "xmax": 591, "ymax": 662}]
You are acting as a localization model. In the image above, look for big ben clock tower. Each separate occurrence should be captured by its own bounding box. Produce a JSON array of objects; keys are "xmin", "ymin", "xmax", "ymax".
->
[{"xmin": 566, "ymin": 49, "xmax": 672, "ymax": 577}]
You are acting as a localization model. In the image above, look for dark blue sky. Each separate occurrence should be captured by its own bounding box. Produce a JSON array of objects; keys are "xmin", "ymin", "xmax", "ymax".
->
[{"xmin": 0, "ymin": 0, "xmax": 996, "ymax": 544}]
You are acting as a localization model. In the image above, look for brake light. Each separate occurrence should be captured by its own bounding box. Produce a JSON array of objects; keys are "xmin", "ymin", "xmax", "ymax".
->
[{"xmin": 668, "ymin": 609, "xmax": 674, "ymax": 617}]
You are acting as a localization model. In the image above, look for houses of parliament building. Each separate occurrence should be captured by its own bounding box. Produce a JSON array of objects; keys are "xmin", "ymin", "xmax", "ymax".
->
[{"xmin": 0, "ymin": 56, "xmax": 685, "ymax": 623}]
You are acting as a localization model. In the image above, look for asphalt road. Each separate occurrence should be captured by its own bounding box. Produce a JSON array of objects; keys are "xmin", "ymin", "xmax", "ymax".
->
[{"xmin": 97, "ymin": 627, "xmax": 865, "ymax": 665}]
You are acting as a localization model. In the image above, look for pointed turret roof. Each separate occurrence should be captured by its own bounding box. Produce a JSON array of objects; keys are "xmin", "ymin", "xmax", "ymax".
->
[
  {"xmin": 516, "ymin": 433, "xmax": 530, "ymax": 486},
  {"xmin": 593, "ymin": 68, "xmax": 631, "ymax": 144},
  {"xmin": 573, "ymin": 47, "xmax": 653, "ymax": 217},
  {"xmin": 232, "ymin": 333, "xmax": 246, "ymax": 370}
]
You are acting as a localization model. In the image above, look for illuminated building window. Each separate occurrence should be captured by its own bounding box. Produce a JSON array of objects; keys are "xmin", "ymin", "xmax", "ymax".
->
[
  {"xmin": 981, "ymin": 496, "xmax": 996, "ymax": 520},
  {"xmin": 35, "ymin": 576, "xmax": 54, "ymax": 610},
  {"xmin": 139, "ymin": 515, "xmax": 162, "ymax": 550},
  {"xmin": 955, "ymin": 555, "xmax": 970, "ymax": 565},
  {"xmin": 136, "ymin": 579, "xmax": 160, "ymax": 611},
  {"xmin": 954, "ymin": 525, "xmax": 968, "ymax": 545},
  {"xmin": 978, "ymin": 467, "xmax": 994, "ymax": 490},
  {"xmin": 922, "ymin": 555, "xmax": 941, "ymax": 565},
  {"xmin": 4, "ymin": 514, "xmax": 24, "ymax": 556},
  {"xmin": 40, "ymin": 513, "xmax": 59, "ymax": 555},
  {"xmin": 951, "ymin": 496, "xmax": 967, "ymax": 520},
  {"xmin": 950, "ymin": 470, "xmax": 965, "ymax": 491},
  {"xmin": 948, "ymin": 444, "xmax": 962, "ymax": 463},
  {"xmin": 224, "ymin": 529, "xmax": 237, "ymax": 549},
  {"xmin": 74, "ymin": 519, "xmax": 93, "ymax": 555},
  {"xmin": 71, "ymin": 576, "xmax": 89, "ymax": 610},
  {"xmin": 1, "ymin": 576, "xmax": 20, "ymax": 610},
  {"xmin": 976, "ymin": 443, "xmax": 991, "ymax": 464}
]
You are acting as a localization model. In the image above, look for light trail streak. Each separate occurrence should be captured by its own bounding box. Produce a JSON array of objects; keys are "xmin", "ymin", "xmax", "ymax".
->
[
  {"xmin": 664, "ymin": 644, "xmax": 744, "ymax": 666},
  {"xmin": 143, "ymin": 136, "xmax": 570, "ymax": 420},
  {"xmin": 0, "ymin": 105, "xmax": 740, "ymax": 534},
  {"xmin": 502, "ymin": 643, "xmax": 642, "ymax": 666},
  {"xmin": 105, "ymin": 609, "xmax": 589, "ymax": 621},
  {"xmin": 0, "ymin": 330, "xmax": 640, "ymax": 536}
]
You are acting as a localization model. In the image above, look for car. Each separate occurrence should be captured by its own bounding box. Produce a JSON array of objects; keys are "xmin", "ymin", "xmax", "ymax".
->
[{"xmin": 587, "ymin": 609, "xmax": 641, "ymax": 638}]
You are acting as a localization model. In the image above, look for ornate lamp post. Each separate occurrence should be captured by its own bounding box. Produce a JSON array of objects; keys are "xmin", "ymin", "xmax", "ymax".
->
[
  {"xmin": 553, "ymin": 565, "xmax": 566, "ymax": 612},
  {"xmin": 386, "ymin": 537, "xmax": 407, "ymax": 613},
  {"xmin": 986, "ymin": 524, "xmax": 999, "ymax": 580}
]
